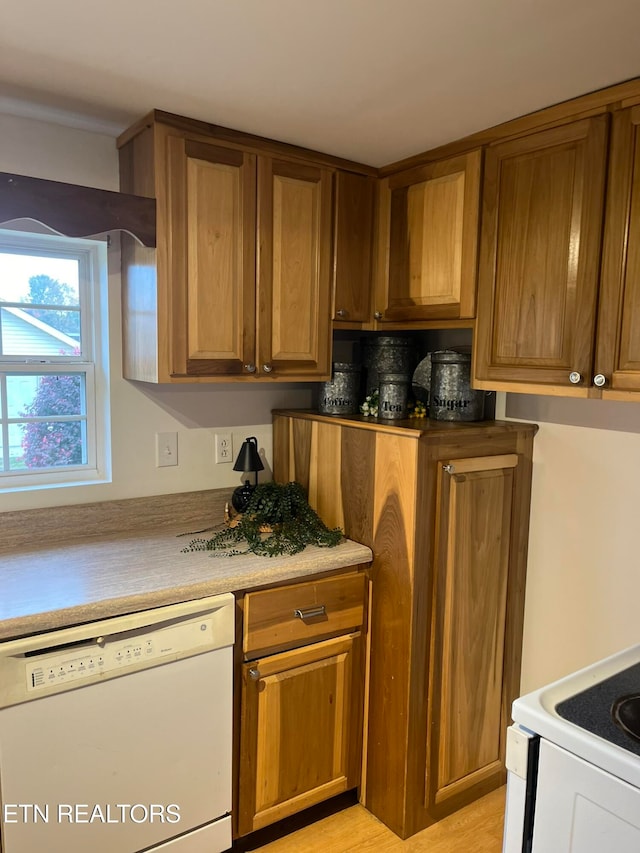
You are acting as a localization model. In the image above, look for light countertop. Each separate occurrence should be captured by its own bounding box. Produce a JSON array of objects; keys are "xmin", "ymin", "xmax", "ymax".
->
[{"xmin": 0, "ymin": 527, "xmax": 372, "ymax": 642}]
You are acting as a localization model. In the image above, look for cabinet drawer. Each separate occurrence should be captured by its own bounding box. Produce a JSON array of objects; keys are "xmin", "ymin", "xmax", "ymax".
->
[{"xmin": 243, "ymin": 571, "xmax": 366, "ymax": 656}]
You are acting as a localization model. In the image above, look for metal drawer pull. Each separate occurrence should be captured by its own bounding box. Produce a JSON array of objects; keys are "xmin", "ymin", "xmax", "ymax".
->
[
  {"xmin": 294, "ymin": 605, "xmax": 327, "ymax": 621},
  {"xmin": 248, "ymin": 668, "xmax": 261, "ymax": 680}
]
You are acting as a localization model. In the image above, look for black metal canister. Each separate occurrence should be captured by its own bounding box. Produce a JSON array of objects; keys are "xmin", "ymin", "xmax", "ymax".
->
[
  {"xmin": 362, "ymin": 336, "xmax": 415, "ymax": 395},
  {"xmin": 429, "ymin": 351, "xmax": 485, "ymax": 421},
  {"xmin": 318, "ymin": 363, "xmax": 361, "ymax": 415},
  {"xmin": 378, "ymin": 372, "xmax": 410, "ymax": 419}
]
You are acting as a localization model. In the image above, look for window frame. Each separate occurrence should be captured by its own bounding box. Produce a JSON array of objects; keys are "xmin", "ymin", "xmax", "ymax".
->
[{"xmin": 0, "ymin": 228, "xmax": 110, "ymax": 491}]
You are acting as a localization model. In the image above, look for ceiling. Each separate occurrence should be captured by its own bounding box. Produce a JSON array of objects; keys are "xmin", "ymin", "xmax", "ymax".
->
[{"xmin": 1, "ymin": 0, "xmax": 640, "ymax": 167}]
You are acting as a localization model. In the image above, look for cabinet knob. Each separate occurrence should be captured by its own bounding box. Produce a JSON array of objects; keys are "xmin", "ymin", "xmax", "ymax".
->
[
  {"xmin": 568, "ymin": 371, "xmax": 583, "ymax": 385},
  {"xmin": 336, "ymin": 308, "xmax": 347, "ymax": 318},
  {"xmin": 442, "ymin": 464, "xmax": 456, "ymax": 474},
  {"xmin": 244, "ymin": 363, "xmax": 256, "ymax": 373},
  {"xmin": 262, "ymin": 363, "xmax": 273, "ymax": 373},
  {"xmin": 374, "ymin": 311, "xmax": 383, "ymax": 320},
  {"xmin": 248, "ymin": 668, "xmax": 261, "ymax": 681},
  {"xmin": 593, "ymin": 373, "xmax": 607, "ymax": 387}
]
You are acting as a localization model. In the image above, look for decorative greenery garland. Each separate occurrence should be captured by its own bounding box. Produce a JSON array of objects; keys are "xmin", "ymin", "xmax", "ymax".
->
[{"xmin": 181, "ymin": 481, "xmax": 343, "ymax": 558}]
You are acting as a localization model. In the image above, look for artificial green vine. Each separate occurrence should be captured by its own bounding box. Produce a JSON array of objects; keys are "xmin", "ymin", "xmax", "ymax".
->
[{"xmin": 181, "ymin": 481, "xmax": 343, "ymax": 558}]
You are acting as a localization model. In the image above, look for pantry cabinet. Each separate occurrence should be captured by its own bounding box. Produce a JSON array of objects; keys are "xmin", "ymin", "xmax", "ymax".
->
[
  {"xmin": 118, "ymin": 115, "xmax": 334, "ymax": 382},
  {"xmin": 473, "ymin": 117, "xmax": 609, "ymax": 394},
  {"xmin": 373, "ymin": 150, "xmax": 482, "ymax": 326},
  {"xmin": 236, "ymin": 571, "xmax": 367, "ymax": 836},
  {"xmin": 273, "ymin": 410, "xmax": 536, "ymax": 839}
]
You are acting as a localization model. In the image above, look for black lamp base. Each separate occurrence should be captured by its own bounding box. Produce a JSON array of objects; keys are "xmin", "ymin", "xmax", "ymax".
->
[{"xmin": 231, "ymin": 480, "xmax": 255, "ymax": 513}]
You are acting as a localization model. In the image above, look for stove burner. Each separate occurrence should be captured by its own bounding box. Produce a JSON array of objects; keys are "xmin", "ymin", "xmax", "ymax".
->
[{"xmin": 612, "ymin": 694, "xmax": 640, "ymax": 744}]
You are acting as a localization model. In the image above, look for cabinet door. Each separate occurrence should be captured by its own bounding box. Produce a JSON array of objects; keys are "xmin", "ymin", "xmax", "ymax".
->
[
  {"xmin": 474, "ymin": 118, "xmax": 608, "ymax": 392},
  {"xmin": 597, "ymin": 106, "xmax": 640, "ymax": 395},
  {"xmin": 256, "ymin": 157, "xmax": 333, "ymax": 378},
  {"xmin": 426, "ymin": 453, "xmax": 518, "ymax": 810},
  {"xmin": 238, "ymin": 633, "xmax": 363, "ymax": 836},
  {"xmin": 376, "ymin": 150, "xmax": 481, "ymax": 322},
  {"xmin": 166, "ymin": 136, "xmax": 257, "ymax": 376},
  {"xmin": 333, "ymin": 171, "xmax": 375, "ymax": 324}
]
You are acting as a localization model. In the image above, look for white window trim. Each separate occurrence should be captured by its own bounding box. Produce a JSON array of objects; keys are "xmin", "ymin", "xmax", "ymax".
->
[{"xmin": 0, "ymin": 229, "xmax": 111, "ymax": 492}]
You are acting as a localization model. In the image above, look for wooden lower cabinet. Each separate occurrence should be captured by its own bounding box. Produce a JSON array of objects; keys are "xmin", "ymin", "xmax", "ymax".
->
[
  {"xmin": 273, "ymin": 411, "xmax": 537, "ymax": 839},
  {"xmin": 236, "ymin": 572, "xmax": 367, "ymax": 837},
  {"xmin": 427, "ymin": 453, "xmax": 517, "ymax": 809}
]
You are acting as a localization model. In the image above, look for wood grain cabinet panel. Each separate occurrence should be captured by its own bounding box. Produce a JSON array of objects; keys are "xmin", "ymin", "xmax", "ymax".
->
[
  {"xmin": 596, "ymin": 106, "xmax": 640, "ymax": 396},
  {"xmin": 243, "ymin": 572, "xmax": 366, "ymax": 657},
  {"xmin": 427, "ymin": 454, "xmax": 517, "ymax": 808},
  {"xmin": 272, "ymin": 411, "xmax": 536, "ymax": 839},
  {"xmin": 168, "ymin": 138, "xmax": 256, "ymax": 375},
  {"xmin": 237, "ymin": 630, "xmax": 364, "ymax": 836},
  {"xmin": 118, "ymin": 117, "xmax": 337, "ymax": 382},
  {"xmin": 332, "ymin": 171, "xmax": 376, "ymax": 325},
  {"xmin": 374, "ymin": 150, "xmax": 481, "ymax": 324},
  {"xmin": 236, "ymin": 568, "xmax": 368, "ymax": 837},
  {"xmin": 474, "ymin": 117, "xmax": 609, "ymax": 393},
  {"xmin": 257, "ymin": 158, "xmax": 333, "ymax": 377}
]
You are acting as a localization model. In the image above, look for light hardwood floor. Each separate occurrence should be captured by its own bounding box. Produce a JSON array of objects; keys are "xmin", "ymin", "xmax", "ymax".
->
[{"xmin": 252, "ymin": 787, "xmax": 506, "ymax": 852}]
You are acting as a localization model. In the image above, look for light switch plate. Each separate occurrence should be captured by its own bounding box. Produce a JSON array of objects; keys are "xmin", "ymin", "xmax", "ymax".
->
[{"xmin": 156, "ymin": 432, "xmax": 178, "ymax": 467}]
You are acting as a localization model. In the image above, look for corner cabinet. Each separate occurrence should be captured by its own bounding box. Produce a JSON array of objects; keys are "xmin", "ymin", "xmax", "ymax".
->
[
  {"xmin": 373, "ymin": 150, "xmax": 482, "ymax": 327},
  {"xmin": 596, "ymin": 105, "xmax": 640, "ymax": 397},
  {"xmin": 273, "ymin": 411, "xmax": 536, "ymax": 839},
  {"xmin": 332, "ymin": 171, "xmax": 376, "ymax": 327},
  {"xmin": 236, "ymin": 571, "xmax": 367, "ymax": 837},
  {"xmin": 118, "ymin": 116, "xmax": 333, "ymax": 382}
]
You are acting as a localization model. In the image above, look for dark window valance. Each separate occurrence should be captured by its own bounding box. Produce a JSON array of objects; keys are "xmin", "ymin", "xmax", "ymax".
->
[{"xmin": 0, "ymin": 172, "xmax": 156, "ymax": 247}]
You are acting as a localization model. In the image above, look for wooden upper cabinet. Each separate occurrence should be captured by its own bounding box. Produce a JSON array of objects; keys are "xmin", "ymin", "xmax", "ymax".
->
[
  {"xmin": 256, "ymin": 157, "xmax": 333, "ymax": 378},
  {"xmin": 474, "ymin": 117, "xmax": 609, "ymax": 393},
  {"xmin": 167, "ymin": 137, "xmax": 256, "ymax": 376},
  {"xmin": 596, "ymin": 106, "xmax": 640, "ymax": 396},
  {"xmin": 375, "ymin": 150, "xmax": 482, "ymax": 324},
  {"xmin": 332, "ymin": 171, "xmax": 375, "ymax": 325},
  {"xmin": 118, "ymin": 116, "xmax": 339, "ymax": 382}
]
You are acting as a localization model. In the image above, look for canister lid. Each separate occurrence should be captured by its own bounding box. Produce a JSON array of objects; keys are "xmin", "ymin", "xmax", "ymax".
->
[
  {"xmin": 430, "ymin": 350, "xmax": 471, "ymax": 364},
  {"xmin": 332, "ymin": 362, "xmax": 361, "ymax": 372},
  {"xmin": 378, "ymin": 372, "xmax": 410, "ymax": 382},
  {"xmin": 362, "ymin": 336, "xmax": 412, "ymax": 347}
]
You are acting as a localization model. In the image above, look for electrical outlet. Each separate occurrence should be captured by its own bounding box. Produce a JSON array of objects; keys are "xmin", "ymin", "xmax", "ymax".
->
[
  {"xmin": 156, "ymin": 432, "xmax": 178, "ymax": 467},
  {"xmin": 215, "ymin": 432, "xmax": 233, "ymax": 464}
]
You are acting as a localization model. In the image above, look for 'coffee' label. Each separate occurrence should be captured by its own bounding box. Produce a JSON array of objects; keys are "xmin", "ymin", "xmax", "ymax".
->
[{"xmin": 323, "ymin": 396, "xmax": 354, "ymax": 407}]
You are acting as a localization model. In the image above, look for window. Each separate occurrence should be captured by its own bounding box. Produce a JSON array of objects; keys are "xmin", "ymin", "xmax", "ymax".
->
[{"xmin": 0, "ymin": 229, "xmax": 109, "ymax": 490}]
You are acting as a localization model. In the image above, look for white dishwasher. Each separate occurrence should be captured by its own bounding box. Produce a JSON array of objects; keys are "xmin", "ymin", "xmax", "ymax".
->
[{"xmin": 0, "ymin": 593, "xmax": 234, "ymax": 853}]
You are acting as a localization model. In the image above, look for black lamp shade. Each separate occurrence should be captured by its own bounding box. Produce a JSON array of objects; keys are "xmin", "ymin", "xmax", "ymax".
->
[{"xmin": 233, "ymin": 436, "xmax": 264, "ymax": 475}]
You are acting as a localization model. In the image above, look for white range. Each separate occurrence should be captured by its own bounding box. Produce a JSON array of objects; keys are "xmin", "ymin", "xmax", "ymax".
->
[{"xmin": 503, "ymin": 642, "xmax": 640, "ymax": 853}]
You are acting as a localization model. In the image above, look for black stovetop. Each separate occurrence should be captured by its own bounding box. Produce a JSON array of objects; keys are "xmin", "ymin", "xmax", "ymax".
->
[{"xmin": 556, "ymin": 661, "xmax": 640, "ymax": 758}]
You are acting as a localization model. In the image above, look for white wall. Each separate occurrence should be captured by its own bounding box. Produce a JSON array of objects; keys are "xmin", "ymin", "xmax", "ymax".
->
[
  {"xmin": 505, "ymin": 394, "xmax": 640, "ymax": 693},
  {"xmin": 0, "ymin": 113, "xmax": 312, "ymax": 512}
]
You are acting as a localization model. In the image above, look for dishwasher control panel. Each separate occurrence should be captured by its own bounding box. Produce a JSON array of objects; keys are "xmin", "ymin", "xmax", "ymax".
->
[{"xmin": 25, "ymin": 616, "xmax": 214, "ymax": 692}]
